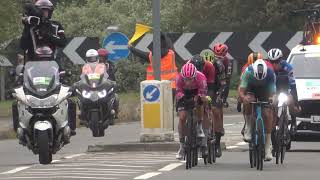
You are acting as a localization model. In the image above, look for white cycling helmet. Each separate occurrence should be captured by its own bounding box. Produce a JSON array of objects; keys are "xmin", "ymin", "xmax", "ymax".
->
[
  {"xmin": 252, "ymin": 59, "xmax": 267, "ymax": 80},
  {"xmin": 85, "ymin": 49, "xmax": 99, "ymax": 63},
  {"xmin": 267, "ymin": 48, "xmax": 283, "ymax": 61}
]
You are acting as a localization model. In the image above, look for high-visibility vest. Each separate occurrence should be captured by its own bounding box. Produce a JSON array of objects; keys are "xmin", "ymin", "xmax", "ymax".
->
[{"xmin": 147, "ymin": 49, "xmax": 178, "ymax": 88}]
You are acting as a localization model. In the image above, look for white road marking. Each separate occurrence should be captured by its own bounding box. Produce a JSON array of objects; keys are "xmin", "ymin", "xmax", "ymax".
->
[
  {"xmin": 134, "ymin": 172, "xmax": 162, "ymax": 180},
  {"xmin": 0, "ymin": 166, "xmax": 31, "ymax": 175},
  {"xmin": 64, "ymin": 153, "xmax": 86, "ymax": 159},
  {"xmin": 51, "ymin": 160, "xmax": 61, "ymax": 163},
  {"xmin": 24, "ymin": 172, "xmax": 131, "ymax": 176},
  {"xmin": 0, "ymin": 176, "xmax": 117, "ymax": 179},
  {"xmin": 224, "ymin": 114, "xmax": 243, "ymax": 118},
  {"xmin": 28, "ymin": 170, "xmax": 139, "ymax": 174},
  {"xmin": 226, "ymin": 146, "xmax": 239, "ymax": 149},
  {"xmin": 53, "ymin": 163, "xmax": 146, "ymax": 168},
  {"xmin": 29, "ymin": 168, "xmax": 145, "ymax": 172},
  {"xmin": 158, "ymin": 163, "xmax": 183, "ymax": 171},
  {"xmin": 236, "ymin": 142, "xmax": 248, "ymax": 146}
]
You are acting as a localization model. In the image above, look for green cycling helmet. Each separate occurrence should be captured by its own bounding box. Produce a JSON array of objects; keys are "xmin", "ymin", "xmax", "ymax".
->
[{"xmin": 200, "ymin": 49, "xmax": 215, "ymax": 63}]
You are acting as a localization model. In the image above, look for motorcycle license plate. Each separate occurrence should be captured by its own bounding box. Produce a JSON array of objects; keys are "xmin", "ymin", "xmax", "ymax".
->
[{"xmin": 311, "ymin": 116, "xmax": 320, "ymax": 124}]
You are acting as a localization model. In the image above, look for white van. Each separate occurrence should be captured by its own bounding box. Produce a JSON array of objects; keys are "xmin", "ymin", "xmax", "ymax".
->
[{"xmin": 287, "ymin": 45, "xmax": 320, "ymax": 137}]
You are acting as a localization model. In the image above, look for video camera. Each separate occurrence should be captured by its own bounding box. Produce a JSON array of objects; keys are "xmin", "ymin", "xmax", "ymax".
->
[{"xmin": 22, "ymin": 3, "xmax": 51, "ymax": 27}]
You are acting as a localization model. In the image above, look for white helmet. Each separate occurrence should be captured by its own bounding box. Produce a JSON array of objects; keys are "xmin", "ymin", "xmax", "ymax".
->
[
  {"xmin": 85, "ymin": 49, "xmax": 99, "ymax": 63},
  {"xmin": 267, "ymin": 48, "xmax": 283, "ymax": 61},
  {"xmin": 252, "ymin": 59, "xmax": 267, "ymax": 80}
]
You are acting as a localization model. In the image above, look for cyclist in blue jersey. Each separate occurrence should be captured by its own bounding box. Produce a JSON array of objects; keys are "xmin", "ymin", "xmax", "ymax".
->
[{"xmin": 238, "ymin": 59, "xmax": 276, "ymax": 161}]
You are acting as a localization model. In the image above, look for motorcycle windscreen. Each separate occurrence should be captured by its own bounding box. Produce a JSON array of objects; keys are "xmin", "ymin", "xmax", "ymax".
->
[
  {"xmin": 24, "ymin": 61, "xmax": 60, "ymax": 97},
  {"xmin": 290, "ymin": 53, "xmax": 320, "ymax": 101},
  {"xmin": 81, "ymin": 63, "xmax": 107, "ymax": 88}
]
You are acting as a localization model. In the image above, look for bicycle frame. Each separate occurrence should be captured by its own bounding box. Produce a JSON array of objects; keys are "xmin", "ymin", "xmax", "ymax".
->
[{"xmin": 254, "ymin": 105, "xmax": 266, "ymax": 146}]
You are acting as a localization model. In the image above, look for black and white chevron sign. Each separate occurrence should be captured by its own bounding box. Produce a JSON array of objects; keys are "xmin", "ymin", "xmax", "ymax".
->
[{"xmin": 134, "ymin": 32, "xmax": 304, "ymax": 62}]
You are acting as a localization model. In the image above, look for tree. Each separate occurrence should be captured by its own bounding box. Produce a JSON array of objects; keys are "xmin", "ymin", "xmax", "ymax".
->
[{"xmin": 0, "ymin": 0, "xmax": 22, "ymax": 44}]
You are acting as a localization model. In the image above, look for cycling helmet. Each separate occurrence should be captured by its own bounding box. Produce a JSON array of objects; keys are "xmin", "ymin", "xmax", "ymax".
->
[
  {"xmin": 212, "ymin": 43, "xmax": 228, "ymax": 58},
  {"xmin": 85, "ymin": 49, "xmax": 99, "ymax": 63},
  {"xmin": 252, "ymin": 59, "xmax": 268, "ymax": 80},
  {"xmin": 267, "ymin": 48, "xmax": 283, "ymax": 61},
  {"xmin": 189, "ymin": 54, "xmax": 205, "ymax": 71},
  {"xmin": 247, "ymin": 52, "xmax": 263, "ymax": 65},
  {"xmin": 200, "ymin": 49, "xmax": 215, "ymax": 63},
  {"xmin": 181, "ymin": 63, "xmax": 197, "ymax": 79}
]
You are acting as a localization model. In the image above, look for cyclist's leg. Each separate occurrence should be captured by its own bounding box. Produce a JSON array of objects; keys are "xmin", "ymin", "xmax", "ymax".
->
[
  {"xmin": 176, "ymin": 100, "xmax": 187, "ymax": 160},
  {"xmin": 242, "ymin": 93, "xmax": 255, "ymax": 142},
  {"xmin": 195, "ymin": 97, "xmax": 205, "ymax": 137},
  {"xmin": 211, "ymin": 91, "xmax": 224, "ymax": 157},
  {"xmin": 262, "ymin": 106, "xmax": 274, "ymax": 161}
]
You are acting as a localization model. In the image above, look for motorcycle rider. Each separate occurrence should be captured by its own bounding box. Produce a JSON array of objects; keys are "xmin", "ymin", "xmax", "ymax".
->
[
  {"xmin": 80, "ymin": 49, "xmax": 119, "ymax": 125},
  {"xmin": 97, "ymin": 48, "xmax": 117, "ymax": 82},
  {"xmin": 14, "ymin": 0, "xmax": 76, "ymax": 136},
  {"xmin": 97, "ymin": 48, "xmax": 119, "ymax": 121},
  {"xmin": 20, "ymin": 0, "xmax": 67, "ymax": 61}
]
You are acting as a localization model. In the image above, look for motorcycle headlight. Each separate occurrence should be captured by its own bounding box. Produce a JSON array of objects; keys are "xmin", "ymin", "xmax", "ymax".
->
[
  {"xmin": 98, "ymin": 89, "xmax": 107, "ymax": 98},
  {"xmin": 82, "ymin": 90, "xmax": 91, "ymax": 99},
  {"xmin": 26, "ymin": 94, "xmax": 58, "ymax": 108},
  {"xmin": 278, "ymin": 92, "xmax": 288, "ymax": 107}
]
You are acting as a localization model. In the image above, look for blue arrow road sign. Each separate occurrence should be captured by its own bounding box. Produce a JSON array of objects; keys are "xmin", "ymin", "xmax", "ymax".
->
[
  {"xmin": 143, "ymin": 85, "xmax": 160, "ymax": 102},
  {"xmin": 103, "ymin": 32, "xmax": 129, "ymax": 62}
]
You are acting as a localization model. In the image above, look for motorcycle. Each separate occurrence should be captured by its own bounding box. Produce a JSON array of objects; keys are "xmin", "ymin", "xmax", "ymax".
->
[
  {"xmin": 74, "ymin": 63, "xmax": 117, "ymax": 137},
  {"xmin": 12, "ymin": 60, "xmax": 72, "ymax": 165}
]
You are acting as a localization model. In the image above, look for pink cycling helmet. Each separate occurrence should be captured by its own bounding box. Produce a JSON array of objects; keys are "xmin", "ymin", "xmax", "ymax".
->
[{"xmin": 181, "ymin": 63, "xmax": 197, "ymax": 78}]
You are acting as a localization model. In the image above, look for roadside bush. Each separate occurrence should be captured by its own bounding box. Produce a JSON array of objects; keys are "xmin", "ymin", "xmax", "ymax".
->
[{"xmin": 115, "ymin": 59, "xmax": 146, "ymax": 92}]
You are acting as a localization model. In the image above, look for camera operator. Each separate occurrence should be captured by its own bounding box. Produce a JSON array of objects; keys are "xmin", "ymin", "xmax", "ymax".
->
[{"xmin": 20, "ymin": 0, "xmax": 67, "ymax": 61}]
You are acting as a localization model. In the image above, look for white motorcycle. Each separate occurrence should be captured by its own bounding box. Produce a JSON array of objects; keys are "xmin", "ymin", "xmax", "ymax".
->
[{"xmin": 13, "ymin": 60, "xmax": 72, "ymax": 164}]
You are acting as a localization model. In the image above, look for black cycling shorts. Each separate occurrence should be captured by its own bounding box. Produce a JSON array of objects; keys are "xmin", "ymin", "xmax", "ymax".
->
[
  {"xmin": 176, "ymin": 89, "xmax": 203, "ymax": 112},
  {"xmin": 246, "ymin": 84, "xmax": 271, "ymax": 102}
]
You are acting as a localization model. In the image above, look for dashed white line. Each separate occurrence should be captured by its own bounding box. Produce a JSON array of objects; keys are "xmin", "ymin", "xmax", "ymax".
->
[
  {"xmin": 53, "ymin": 163, "xmax": 146, "ymax": 168},
  {"xmin": 236, "ymin": 142, "xmax": 247, "ymax": 146},
  {"xmin": 158, "ymin": 163, "xmax": 183, "ymax": 171},
  {"xmin": 30, "ymin": 168, "xmax": 144, "ymax": 172},
  {"xmin": 0, "ymin": 166, "xmax": 31, "ymax": 175},
  {"xmin": 226, "ymin": 146, "xmax": 239, "ymax": 149},
  {"xmin": 0, "ymin": 176, "xmax": 117, "ymax": 179},
  {"xmin": 51, "ymin": 160, "xmax": 61, "ymax": 163},
  {"xmin": 64, "ymin": 153, "xmax": 86, "ymax": 159},
  {"xmin": 134, "ymin": 172, "xmax": 162, "ymax": 179}
]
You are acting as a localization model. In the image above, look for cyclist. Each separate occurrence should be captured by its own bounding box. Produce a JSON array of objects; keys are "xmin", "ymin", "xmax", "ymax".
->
[
  {"xmin": 200, "ymin": 45, "xmax": 229, "ymax": 158},
  {"xmin": 267, "ymin": 48, "xmax": 301, "ymax": 125},
  {"xmin": 200, "ymin": 49, "xmax": 215, "ymax": 63},
  {"xmin": 212, "ymin": 43, "xmax": 232, "ymax": 105},
  {"xmin": 238, "ymin": 59, "xmax": 276, "ymax": 161},
  {"xmin": 175, "ymin": 63, "xmax": 208, "ymax": 160},
  {"xmin": 237, "ymin": 52, "xmax": 273, "ymax": 112},
  {"xmin": 189, "ymin": 54, "xmax": 216, "ymax": 157}
]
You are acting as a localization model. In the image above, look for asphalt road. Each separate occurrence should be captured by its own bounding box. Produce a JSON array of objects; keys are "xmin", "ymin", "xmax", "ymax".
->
[{"xmin": 1, "ymin": 115, "xmax": 320, "ymax": 180}]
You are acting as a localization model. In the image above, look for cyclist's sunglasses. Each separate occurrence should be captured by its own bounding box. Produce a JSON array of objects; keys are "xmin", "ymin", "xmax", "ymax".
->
[{"xmin": 183, "ymin": 77, "xmax": 195, "ymax": 82}]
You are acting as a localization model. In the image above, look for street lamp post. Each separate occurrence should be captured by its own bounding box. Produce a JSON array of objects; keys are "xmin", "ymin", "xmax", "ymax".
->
[{"xmin": 152, "ymin": 0, "xmax": 161, "ymax": 80}]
